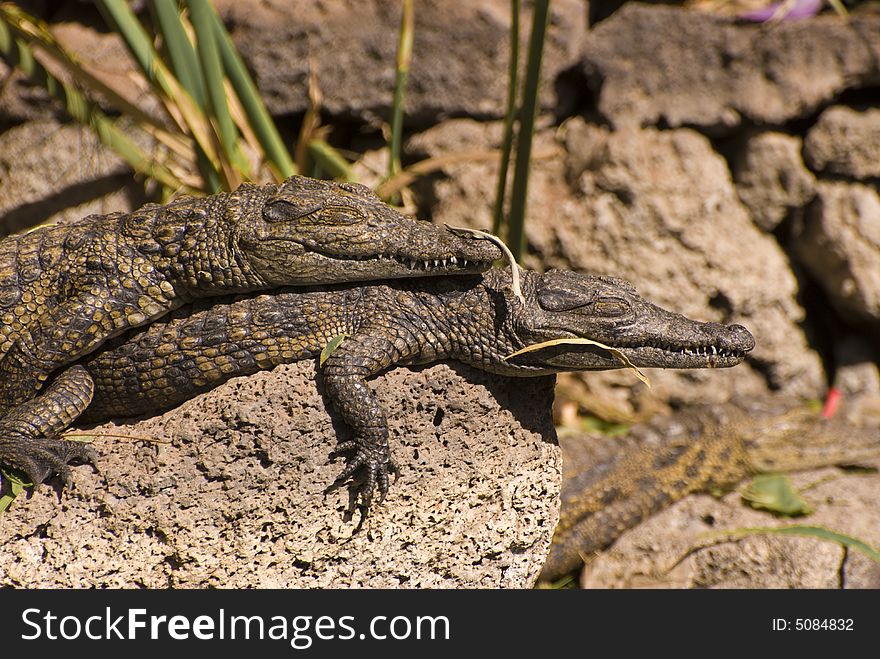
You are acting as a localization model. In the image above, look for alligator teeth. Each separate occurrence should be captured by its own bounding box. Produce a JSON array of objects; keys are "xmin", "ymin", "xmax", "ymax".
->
[
  {"xmin": 462, "ymin": 259, "xmax": 468, "ymax": 267},
  {"xmin": 424, "ymin": 261, "xmax": 430, "ymax": 269},
  {"xmin": 450, "ymin": 256, "xmax": 457, "ymax": 264}
]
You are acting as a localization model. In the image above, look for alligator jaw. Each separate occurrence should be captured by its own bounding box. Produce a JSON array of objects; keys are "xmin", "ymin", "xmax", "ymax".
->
[
  {"xmin": 248, "ymin": 219, "xmax": 502, "ymax": 284},
  {"xmin": 302, "ymin": 249, "xmax": 496, "ymax": 277},
  {"xmin": 516, "ymin": 320, "xmax": 755, "ymax": 371},
  {"xmin": 612, "ymin": 333, "xmax": 754, "ymax": 369},
  {"xmin": 512, "ymin": 334, "xmax": 751, "ymax": 373},
  {"xmin": 297, "ymin": 222, "xmax": 503, "ymax": 279}
]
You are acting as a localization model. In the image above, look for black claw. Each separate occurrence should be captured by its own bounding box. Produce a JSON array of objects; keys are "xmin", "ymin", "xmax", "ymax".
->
[
  {"xmin": 331, "ymin": 439, "xmax": 395, "ymax": 512},
  {"xmin": 0, "ymin": 437, "xmax": 97, "ymax": 486}
]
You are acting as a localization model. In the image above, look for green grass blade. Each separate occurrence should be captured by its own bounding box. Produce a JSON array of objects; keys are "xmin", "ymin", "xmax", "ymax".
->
[
  {"xmin": 307, "ymin": 139, "xmax": 356, "ymax": 182},
  {"xmin": 826, "ymin": 0, "xmax": 848, "ymax": 17},
  {"xmin": 207, "ymin": 3, "xmax": 296, "ymax": 179},
  {"xmin": 388, "ymin": 0, "xmax": 414, "ymax": 185},
  {"xmin": 506, "ymin": 0, "xmax": 549, "ymax": 260},
  {"xmin": 492, "ymin": 0, "xmax": 520, "ymax": 237},
  {"xmin": 1, "ymin": 4, "xmax": 170, "ymax": 135},
  {"xmin": 94, "ymin": 0, "xmax": 159, "ymax": 85},
  {"xmin": 725, "ymin": 525, "xmax": 880, "ymax": 563},
  {"xmin": 187, "ymin": 0, "xmax": 249, "ymax": 185},
  {"xmin": 152, "ymin": 0, "xmax": 207, "ymax": 108},
  {"xmin": 0, "ymin": 18, "xmax": 189, "ymax": 194},
  {"xmin": 95, "ymin": 0, "xmax": 225, "ymax": 191},
  {"xmin": 146, "ymin": 1, "xmax": 221, "ymax": 192}
]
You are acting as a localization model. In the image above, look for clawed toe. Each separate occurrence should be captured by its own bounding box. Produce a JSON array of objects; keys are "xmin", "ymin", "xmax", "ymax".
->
[
  {"xmin": 331, "ymin": 441, "xmax": 396, "ymax": 512},
  {"xmin": 0, "ymin": 437, "xmax": 97, "ymax": 486}
]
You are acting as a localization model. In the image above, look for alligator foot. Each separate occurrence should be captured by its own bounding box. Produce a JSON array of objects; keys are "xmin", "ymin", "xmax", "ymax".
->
[
  {"xmin": 332, "ymin": 439, "xmax": 399, "ymax": 511},
  {"xmin": 0, "ymin": 436, "xmax": 97, "ymax": 486}
]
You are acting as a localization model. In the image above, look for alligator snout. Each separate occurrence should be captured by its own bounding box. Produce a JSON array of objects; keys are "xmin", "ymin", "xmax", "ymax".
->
[{"xmin": 722, "ymin": 323, "xmax": 756, "ymax": 353}]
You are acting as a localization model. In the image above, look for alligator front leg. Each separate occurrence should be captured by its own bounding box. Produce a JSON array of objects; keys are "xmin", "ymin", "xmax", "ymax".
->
[
  {"xmin": 321, "ymin": 333, "xmax": 418, "ymax": 510},
  {"xmin": 0, "ymin": 365, "xmax": 96, "ymax": 486}
]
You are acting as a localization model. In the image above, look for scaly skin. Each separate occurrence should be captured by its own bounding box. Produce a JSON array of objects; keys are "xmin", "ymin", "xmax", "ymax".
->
[
  {"xmin": 539, "ymin": 398, "xmax": 880, "ymax": 581},
  {"xmin": 17, "ymin": 267, "xmax": 753, "ymax": 509},
  {"xmin": 0, "ymin": 175, "xmax": 500, "ymax": 483}
]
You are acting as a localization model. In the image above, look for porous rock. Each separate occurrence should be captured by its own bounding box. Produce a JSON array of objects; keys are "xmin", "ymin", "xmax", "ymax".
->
[
  {"xmin": 804, "ymin": 106, "xmax": 880, "ymax": 180},
  {"xmin": 0, "ymin": 361, "xmax": 560, "ymax": 588},
  {"xmin": 795, "ymin": 181, "xmax": 880, "ymax": 330},
  {"xmin": 731, "ymin": 131, "xmax": 815, "ymax": 232},
  {"xmin": 214, "ymin": 0, "xmax": 585, "ymax": 125},
  {"xmin": 578, "ymin": 4, "xmax": 880, "ymax": 132},
  {"xmin": 0, "ymin": 119, "xmax": 150, "ymax": 236},
  {"xmin": 0, "ymin": 61, "xmax": 58, "ymax": 127}
]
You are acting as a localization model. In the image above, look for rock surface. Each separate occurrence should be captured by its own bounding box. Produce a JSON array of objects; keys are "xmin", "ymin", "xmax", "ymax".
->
[
  {"xmin": 578, "ymin": 465, "xmax": 880, "ymax": 589},
  {"xmin": 0, "ymin": 119, "xmax": 150, "ymax": 236},
  {"xmin": 795, "ymin": 181, "xmax": 880, "ymax": 330},
  {"xmin": 0, "ymin": 362, "xmax": 560, "ymax": 588},
  {"xmin": 215, "ymin": 0, "xmax": 585, "ymax": 125},
  {"xmin": 804, "ymin": 106, "xmax": 880, "ymax": 180},
  {"xmin": 0, "ymin": 61, "xmax": 58, "ymax": 128},
  {"xmin": 579, "ymin": 4, "xmax": 880, "ymax": 132},
  {"xmin": 732, "ymin": 131, "xmax": 816, "ymax": 232}
]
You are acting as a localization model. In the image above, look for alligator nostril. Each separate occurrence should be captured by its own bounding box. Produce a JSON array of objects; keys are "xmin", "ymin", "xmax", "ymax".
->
[{"xmin": 726, "ymin": 324, "xmax": 755, "ymax": 352}]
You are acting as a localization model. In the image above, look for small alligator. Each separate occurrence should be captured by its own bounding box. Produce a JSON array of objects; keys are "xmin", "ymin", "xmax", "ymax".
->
[
  {"xmin": 6, "ymin": 267, "xmax": 754, "ymax": 508},
  {"xmin": 0, "ymin": 175, "xmax": 500, "ymax": 482},
  {"xmin": 540, "ymin": 397, "xmax": 880, "ymax": 582}
]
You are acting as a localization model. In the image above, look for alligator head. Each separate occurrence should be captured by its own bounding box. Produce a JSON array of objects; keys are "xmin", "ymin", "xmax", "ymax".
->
[
  {"xmin": 501, "ymin": 269, "xmax": 755, "ymax": 371},
  {"xmin": 238, "ymin": 176, "xmax": 501, "ymax": 285}
]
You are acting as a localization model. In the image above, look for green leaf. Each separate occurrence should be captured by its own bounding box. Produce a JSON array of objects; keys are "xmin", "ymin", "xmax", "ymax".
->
[
  {"xmin": 579, "ymin": 416, "xmax": 630, "ymax": 437},
  {"xmin": 742, "ymin": 473, "xmax": 812, "ymax": 516},
  {"xmin": 0, "ymin": 469, "xmax": 32, "ymax": 514},
  {"xmin": 320, "ymin": 334, "xmax": 350, "ymax": 367},
  {"xmin": 725, "ymin": 525, "xmax": 880, "ymax": 564}
]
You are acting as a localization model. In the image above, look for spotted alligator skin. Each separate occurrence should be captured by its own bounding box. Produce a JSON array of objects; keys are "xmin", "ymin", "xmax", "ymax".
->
[
  {"xmin": 10, "ymin": 267, "xmax": 753, "ymax": 509},
  {"xmin": 0, "ymin": 175, "xmax": 501, "ymax": 483},
  {"xmin": 539, "ymin": 397, "xmax": 880, "ymax": 581}
]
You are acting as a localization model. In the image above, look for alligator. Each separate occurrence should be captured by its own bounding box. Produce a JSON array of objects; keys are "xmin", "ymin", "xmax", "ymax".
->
[
  {"xmin": 540, "ymin": 397, "xmax": 880, "ymax": 582},
  {"xmin": 2, "ymin": 267, "xmax": 754, "ymax": 508},
  {"xmin": 0, "ymin": 175, "xmax": 500, "ymax": 482}
]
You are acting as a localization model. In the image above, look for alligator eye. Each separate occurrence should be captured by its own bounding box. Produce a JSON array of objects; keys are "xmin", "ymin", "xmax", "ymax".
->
[
  {"xmin": 263, "ymin": 199, "xmax": 323, "ymax": 223},
  {"xmin": 537, "ymin": 287, "xmax": 596, "ymax": 312},
  {"xmin": 595, "ymin": 298, "xmax": 629, "ymax": 317}
]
